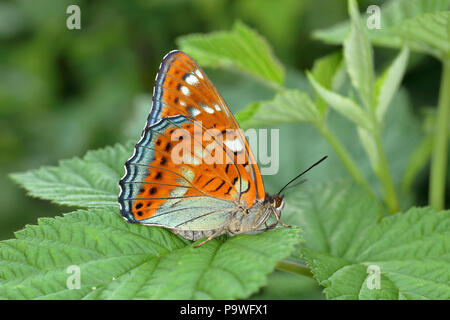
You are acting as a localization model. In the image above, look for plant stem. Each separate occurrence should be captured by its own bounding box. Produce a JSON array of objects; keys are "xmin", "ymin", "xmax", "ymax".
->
[
  {"xmin": 373, "ymin": 133, "xmax": 400, "ymax": 213},
  {"xmin": 276, "ymin": 259, "xmax": 313, "ymax": 278},
  {"xmin": 317, "ymin": 124, "xmax": 374, "ymax": 196},
  {"xmin": 429, "ymin": 59, "xmax": 450, "ymax": 210}
]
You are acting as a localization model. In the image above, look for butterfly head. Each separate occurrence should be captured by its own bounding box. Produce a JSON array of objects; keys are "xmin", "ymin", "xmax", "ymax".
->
[
  {"xmin": 271, "ymin": 194, "xmax": 285, "ymax": 211},
  {"xmin": 266, "ymin": 193, "xmax": 289, "ymax": 228}
]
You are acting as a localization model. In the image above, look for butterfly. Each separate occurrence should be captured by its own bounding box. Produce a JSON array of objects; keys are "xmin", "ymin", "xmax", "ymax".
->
[{"xmin": 118, "ymin": 50, "xmax": 325, "ymax": 247}]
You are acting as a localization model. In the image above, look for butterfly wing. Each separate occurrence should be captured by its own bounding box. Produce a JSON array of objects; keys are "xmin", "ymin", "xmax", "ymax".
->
[
  {"xmin": 118, "ymin": 50, "xmax": 265, "ymax": 232},
  {"xmin": 119, "ymin": 115, "xmax": 236, "ymax": 230}
]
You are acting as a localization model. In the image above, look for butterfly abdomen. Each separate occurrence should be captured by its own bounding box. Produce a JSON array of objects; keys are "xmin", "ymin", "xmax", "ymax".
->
[{"xmin": 171, "ymin": 228, "xmax": 220, "ymax": 241}]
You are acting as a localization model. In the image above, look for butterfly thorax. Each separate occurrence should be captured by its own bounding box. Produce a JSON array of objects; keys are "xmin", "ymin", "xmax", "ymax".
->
[{"xmin": 227, "ymin": 194, "xmax": 285, "ymax": 236}]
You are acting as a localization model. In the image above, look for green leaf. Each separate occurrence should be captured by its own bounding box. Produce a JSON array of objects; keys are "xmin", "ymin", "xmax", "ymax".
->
[
  {"xmin": 235, "ymin": 89, "xmax": 321, "ymax": 129},
  {"xmin": 0, "ymin": 207, "xmax": 302, "ymax": 299},
  {"xmin": 344, "ymin": 0, "xmax": 375, "ymax": 110},
  {"xmin": 287, "ymin": 182, "xmax": 450, "ymax": 300},
  {"xmin": 311, "ymin": 52, "xmax": 344, "ymax": 90},
  {"xmin": 389, "ymin": 11, "xmax": 450, "ymax": 60},
  {"xmin": 311, "ymin": 51, "xmax": 345, "ymax": 112},
  {"xmin": 284, "ymin": 182, "xmax": 382, "ymax": 254},
  {"xmin": 10, "ymin": 143, "xmax": 131, "ymax": 208},
  {"xmin": 313, "ymin": 0, "xmax": 450, "ymax": 49},
  {"xmin": 375, "ymin": 47, "xmax": 410, "ymax": 122},
  {"xmin": 307, "ymin": 71, "xmax": 373, "ymax": 131},
  {"xmin": 177, "ymin": 21, "xmax": 284, "ymax": 87}
]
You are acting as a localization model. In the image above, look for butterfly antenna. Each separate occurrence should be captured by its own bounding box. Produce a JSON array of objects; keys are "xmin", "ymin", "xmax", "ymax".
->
[
  {"xmin": 279, "ymin": 178, "xmax": 308, "ymax": 195},
  {"xmin": 277, "ymin": 156, "xmax": 328, "ymax": 195}
]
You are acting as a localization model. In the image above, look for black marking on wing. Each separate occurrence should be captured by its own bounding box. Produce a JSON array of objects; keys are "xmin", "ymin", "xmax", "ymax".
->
[{"xmin": 213, "ymin": 180, "xmax": 226, "ymax": 192}]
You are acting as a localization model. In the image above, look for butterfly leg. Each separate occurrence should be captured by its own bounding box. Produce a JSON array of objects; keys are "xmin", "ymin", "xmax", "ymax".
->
[
  {"xmin": 193, "ymin": 229, "xmax": 225, "ymax": 248},
  {"xmin": 271, "ymin": 208, "xmax": 291, "ymax": 228},
  {"xmin": 265, "ymin": 221, "xmax": 278, "ymax": 230},
  {"xmin": 256, "ymin": 221, "xmax": 278, "ymax": 232}
]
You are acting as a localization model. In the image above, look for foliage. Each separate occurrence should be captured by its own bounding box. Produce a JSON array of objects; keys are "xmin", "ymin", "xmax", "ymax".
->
[
  {"xmin": 4, "ymin": 0, "xmax": 450, "ymax": 300},
  {"xmin": 313, "ymin": 0, "xmax": 449, "ymax": 49},
  {"xmin": 284, "ymin": 182, "xmax": 450, "ymax": 299},
  {"xmin": 177, "ymin": 21, "xmax": 285, "ymax": 88},
  {"xmin": 314, "ymin": 0, "xmax": 450, "ymax": 210},
  {"xmin": 10, "ymin": 144, "xmax": 131, "ymax": 208},
  {"xmin": 0, "ymin": 206, "xmax": 300, "ymax": 299}
]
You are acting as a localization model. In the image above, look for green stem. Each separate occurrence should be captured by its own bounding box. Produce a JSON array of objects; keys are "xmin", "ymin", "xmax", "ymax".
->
[
  {"xmin": 429, "ymin": 59, "xmax": 450, "ymax": 210},
  {"xmin": 276, "ymin": 259, "xmax": 313, "ymax": 278},
  {"xmin": 373, "ymin": 133, "xmax": 400, "ymax": 213},
  {"xmin": 317, "ymin": 124, "xmax": 374, "ymax": 196}
]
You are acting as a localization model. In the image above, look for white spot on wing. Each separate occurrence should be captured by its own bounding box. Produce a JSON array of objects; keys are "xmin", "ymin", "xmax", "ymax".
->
[
  {"xmin": 180, "ymin": 100, "xmax": 186, "ymax": 106},
  {"xmin": 224, "ymin": 138, "xmax": 244, "ymax": 152},
  {"xmin": 185, "ymin": 74, "xmax": 199, "ymax": 86},
  {"xmin": 195, "ymin": 69, "xmax": 204, "ymax": 79},
  {"xmin": 180, "ymin": 86, "xmax": 190, "ymax": 96},
  {"xmin": 170, "ymin": 187, "xmax": 189, "ymax": 198},
  {"xmin": 189, "ymin": 107, "xmax": 201, "ymax": 117},
  {"xmin": 214, "ymin": 104, "xmax": 221, "ymax": 111},
  {"xmin": 181, "ymin": 167, "xmax": 195, "ymax": 182},
  {"xmin": 202, "ymin": 105, "xmax": 214, "ymax": 114},
  {"xmin": 236, "ymin": 178, "xmax": 248, "ymax": 193}
]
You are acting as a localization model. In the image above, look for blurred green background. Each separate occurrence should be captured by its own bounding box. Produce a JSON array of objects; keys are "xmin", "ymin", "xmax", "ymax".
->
[{"xmin": 0, "ymin": 0, "xmax": 444, "ymax": 299}]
